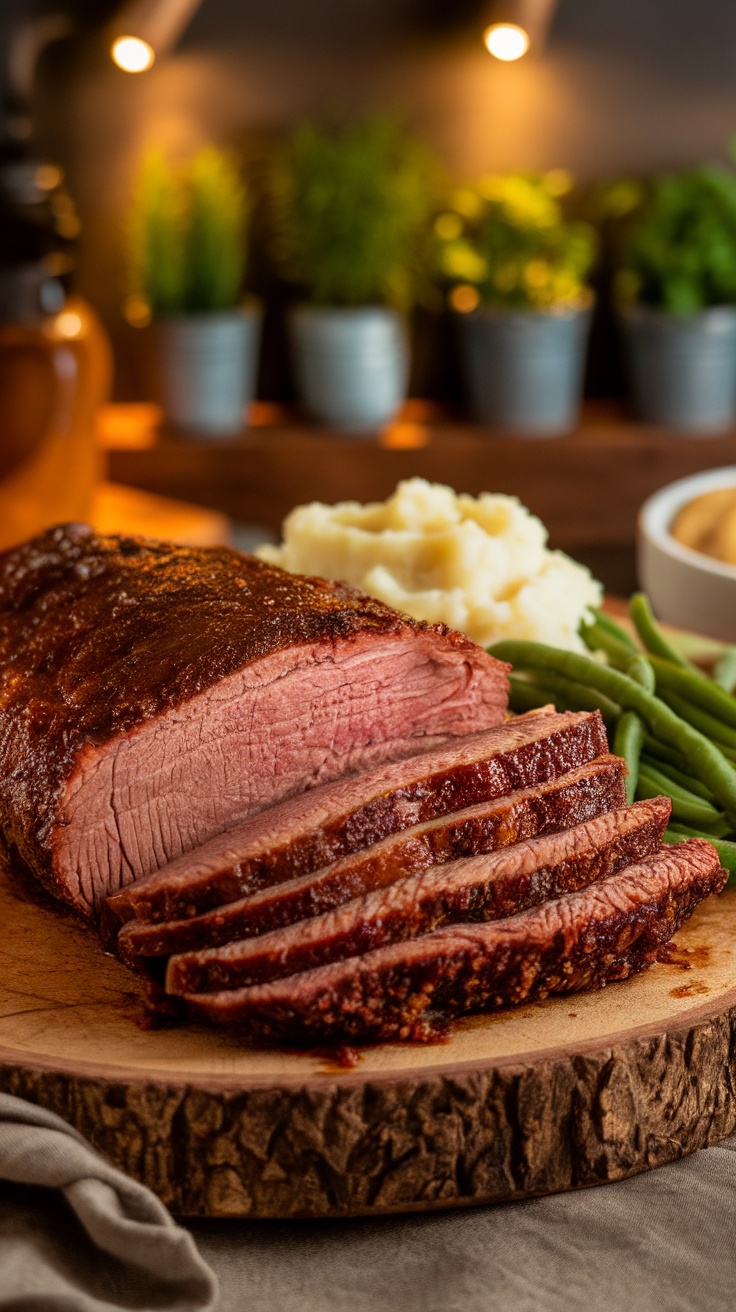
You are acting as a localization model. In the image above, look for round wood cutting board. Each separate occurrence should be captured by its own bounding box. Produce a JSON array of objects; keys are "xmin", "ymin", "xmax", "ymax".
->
[{"xmin": 2, "ymin": 861, "xmax": 736, "ymax": 1219}]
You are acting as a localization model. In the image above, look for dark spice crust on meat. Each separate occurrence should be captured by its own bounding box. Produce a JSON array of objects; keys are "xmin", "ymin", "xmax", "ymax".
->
[
  {"xmin": 0, "ymin": 523, "xmax": 506, "ymax": 902},
  {"xmin": 118, "ymin": 750, "xmax": 627, "ymax": 965},
  {"xmin": 183, "ymin": 839, "xmax": 726, "ymax": 1044},
  {"xmin": 105, "ymin": 709, "xmax": 609, "ymax": 933},
  {"xmin": 165, "ymin": 796, "xmax": 671, "ymax": 995}
]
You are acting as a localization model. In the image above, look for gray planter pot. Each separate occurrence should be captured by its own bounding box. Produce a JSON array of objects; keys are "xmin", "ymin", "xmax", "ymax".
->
[
  {"xmin": 153, "ymin": 306, "xmax": 261, "ymax": 438},
  {"xmin": 621, "ymin": 305, "xmax": 736, "ymax": 433},
  {"xmin": 289, "ymin": 306, "xmax": 408, "ymax": 433},
  {"xmin": 457, "ymin": 306, "xmax": 591, "ymax": 435}
]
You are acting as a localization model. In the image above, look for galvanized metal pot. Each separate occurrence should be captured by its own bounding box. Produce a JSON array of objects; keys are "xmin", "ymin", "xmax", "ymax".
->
[
  {"xmin": 153, "ymin": 305, "xmax": 261, "ymax": 438},
  {"xmin": 289, "ymin": 306, "xmax": 408, "ymax": 433},
  {"xmin": 621, "ymin": 304, "xmax": 736, "ymax": 433},
  {"xmin": 457, "ymin": 305, "xmax": 592, "ymax": 436}
]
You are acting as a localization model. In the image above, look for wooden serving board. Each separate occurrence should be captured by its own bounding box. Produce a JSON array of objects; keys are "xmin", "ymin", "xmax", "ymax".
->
[{"xmin": 2, "ymin": 862, "xmax": 736, "ymax": 1219}]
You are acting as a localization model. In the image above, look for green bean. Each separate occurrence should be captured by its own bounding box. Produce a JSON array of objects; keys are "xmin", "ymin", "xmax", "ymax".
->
[
  {"xmin": 613, "ymin": 710, "xmax": 644, "ymax": 803},
  {"xmin": 487, "ymin": 640, "xmax": 736, "ymax": 817},
  {"xmin": 580, "ymin": 614, "xmax": 654, "ymax": 690},
  {"xmin": 589, "ymin": 610, "xmax": 639, "ymax": 650},
  {"xmin": 658, "ymin": 722, "xmax": 736, "ymax": 765},
  {"xmin": 650, "ymin": 656, "xmax": 736, "ymax": 730},
  {"xmin": 642, "ymin": 734, "xmax": 688, "ymax": 770},
  {"xmin": 580, "ymin": 620, "xmax": 655, "ymax": 690},
  {"xmin": 657, "ymin": 688, "xmax": 736, "ymax": 750},
  {"xmin": 507, "ymin": 675, "xmax": 559, "ymax": 714},
  {"xmin": 637, "ymin": 761, "xmax": 723, "ymax": 819},
  {"xmin": 509, "ymin": 670, "xmax": 620, "ymax": 725},
  {"xmin": 637, "ymin": 760, "xmax": 724, "ymax": 808},
  {"xmin": 640, "ymin": 753, "xmax": 717, "ymax": 804},
  {"xmin": 714, "ymin": 647, "xmax": 736, "ymax": 694},
  {"xmin": 625, "ymin": 653, "xmax": 656, "ymax": 693},
  {"xmin": 628, "ymin": 592, "xmax": 698, "ymax": 671},
  {"xmin": 580, "ymin": 620, "xmax": 638, "ymax": 669},
  {"xmin": 637, "ymin": 763, "xmax": 728, "ymax": 831},
  {"xmin": 664, "ymin": 822, "xmax": 711, "ymax": 838},
  {"xmin": 664, "ymin": 824, "xmax": 736, "ymax": 880}
]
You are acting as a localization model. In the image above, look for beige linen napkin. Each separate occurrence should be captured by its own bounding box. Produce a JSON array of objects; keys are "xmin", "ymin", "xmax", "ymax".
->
[{"xmin": 0, "ymin": 1092, "xmax": 218, "ymax": 1311}]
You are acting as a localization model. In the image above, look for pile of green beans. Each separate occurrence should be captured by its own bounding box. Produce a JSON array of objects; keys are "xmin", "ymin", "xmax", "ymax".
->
[{"xmin": 489, "ymin": 593, "xmax": 736, "ymax": 881}]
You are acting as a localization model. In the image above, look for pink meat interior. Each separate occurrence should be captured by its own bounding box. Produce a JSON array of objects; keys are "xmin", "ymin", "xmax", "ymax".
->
[{"xmin": 57, "ymin": 632, "xmax": 506, "ymax": 914}]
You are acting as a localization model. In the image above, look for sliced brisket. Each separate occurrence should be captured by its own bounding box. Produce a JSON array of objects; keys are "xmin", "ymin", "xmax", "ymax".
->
[
  {"xmin": 105, "ymin": 707, "xmax": 608, "ymax": 934},
  {"xmin": 0, "ymin": 524, "xmax": 509, "ymax": 919},
  {"xmin": 118, "ymin": 752, "xmax": 627, "ymax": 964},
  {"xmin": 165, "ymin": 796, "xmax": 671, "ymax": 994},
  {"xmin": 183, "ymin": 838, "xmax": 725, "ymax": 1044}
]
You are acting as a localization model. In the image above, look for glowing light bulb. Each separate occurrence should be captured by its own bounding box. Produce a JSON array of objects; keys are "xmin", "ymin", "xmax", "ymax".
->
[
  {"xmin": 111, "ymin": 35, "xmax": 155, "ymax": 72},
  {"xmin": 55, "ymin": 311, "xmax": 84, "ymax": 339},
  {"xmin": 483, "ymin": 23, "xmax": 530, "ymax": 60}
]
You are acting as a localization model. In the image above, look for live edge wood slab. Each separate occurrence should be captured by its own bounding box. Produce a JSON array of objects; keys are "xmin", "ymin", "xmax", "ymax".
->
[{"xmin": 2, "ymin": 859, "xmax": 736, "ymax": 1219}]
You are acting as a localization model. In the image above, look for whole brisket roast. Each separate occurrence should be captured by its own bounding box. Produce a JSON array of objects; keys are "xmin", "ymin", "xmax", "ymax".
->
[
  {"xmin": 0, "ymin": 524, "xmax": 724, "ymax": 1047},
  {"xmin": 0, "ymin": 524, "xmax": 509, "ymax": 918},
  {"xmin": 183, "ymin": 838, "xmax": 725, "ymax": 1043}
]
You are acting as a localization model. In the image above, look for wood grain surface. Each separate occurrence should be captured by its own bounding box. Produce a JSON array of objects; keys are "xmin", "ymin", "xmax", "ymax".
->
[{"xmin": 2, "ymin": 857, "xmax": 736, "ymax": 1218}]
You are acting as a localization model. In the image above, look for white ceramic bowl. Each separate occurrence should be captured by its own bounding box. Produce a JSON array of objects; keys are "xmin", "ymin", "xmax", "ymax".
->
[{"xmin": 637, "ymin": 466, "xmax": 736, "ymax": 640}]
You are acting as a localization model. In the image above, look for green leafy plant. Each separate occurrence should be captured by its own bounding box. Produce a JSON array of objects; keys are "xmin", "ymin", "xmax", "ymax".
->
[
  {"xmin": 436, "ymin": 171, "xmax": 596, "ymax": 311},
  {"xmin": 609, "ymin": 166, "xmax": 736, "ymax": 314},
  {"xmin": 269, "ymin": 116, "xmax": 438, "ymax": 310},
  {"xmin": 130, "ymin": 147, "xmax": 248, "ymax": 316}
]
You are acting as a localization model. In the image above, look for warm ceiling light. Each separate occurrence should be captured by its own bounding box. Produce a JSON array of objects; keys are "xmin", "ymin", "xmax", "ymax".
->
[
  {"xmin": 111, "ymin": 35, "xmax": 155, "ymax": 72},
  {"xmin": 481, "ymin": 0, "xmax": 558, "ymax": 60},
  {"xmin": 483, "ymin": 23, "xmax": 530, "ymax": 60},
  {"xmin": 109, "ymin": 0, "xmax": 203, "ymax": 71}
]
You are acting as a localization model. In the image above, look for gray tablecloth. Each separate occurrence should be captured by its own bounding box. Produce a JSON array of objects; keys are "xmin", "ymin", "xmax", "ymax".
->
[
  {"xmin": 191, "ymin": 1139, "xmax": 736, "ymax": 1312},
  {"xmin": 3, "ymin": 1090, "xmax": 735, "ymax": 1312}
]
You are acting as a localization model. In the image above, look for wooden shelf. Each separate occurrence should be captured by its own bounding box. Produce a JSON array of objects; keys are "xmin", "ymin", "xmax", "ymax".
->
[{"xmin": 98, "ymin": 401, "xmax": 736, "ymax": 593}]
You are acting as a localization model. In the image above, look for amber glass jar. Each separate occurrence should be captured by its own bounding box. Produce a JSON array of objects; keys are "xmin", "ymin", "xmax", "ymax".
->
[
  {"xmin": 0, "ymin": 141, "xmax": 112, "ymax": 552},
  {"xmin": 0, "ymin": 288, "xmax": 111, "ymax": 551}
]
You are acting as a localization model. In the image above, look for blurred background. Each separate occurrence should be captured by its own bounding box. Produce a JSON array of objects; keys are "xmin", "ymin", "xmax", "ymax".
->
[{"xmin": 4, "ymin": 0, "xmax": 736, "ymax": 595}]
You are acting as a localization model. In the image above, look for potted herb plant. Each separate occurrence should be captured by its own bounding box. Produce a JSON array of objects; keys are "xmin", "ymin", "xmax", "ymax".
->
[
  {"xmin": 129, "ymin": 147, "xmax": 258, "ymax": 437},
  {"xmin": 437, "ymin": 171, "xmax": 596, "ymax": 434},
  {"xmin": 269, "ymin": 116, "xmax": 435, "ymax": 433},
  {"xmin": 613, "ymin": 166, "xmax": 736, "ymax": 432}
]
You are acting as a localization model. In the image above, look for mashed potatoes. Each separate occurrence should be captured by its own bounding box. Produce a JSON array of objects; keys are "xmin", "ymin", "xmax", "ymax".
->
[{"xmin": 257, "ymin": 478, "xmax": 603, "ymax": 652}]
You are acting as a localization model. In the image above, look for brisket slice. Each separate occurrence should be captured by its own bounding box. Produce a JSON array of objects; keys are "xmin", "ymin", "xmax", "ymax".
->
[
  {"xmin": 166, "ymin": 796, "xmax": 671, "ymax": 994},
  {"xmin": 183, "ymin": 838, "xmax": 725, "ymax": 1044},
  {"xmin": 118, "ymin": 752, "xmax": 626, "ymax": 965},
  {"xmin": 0, "ymin": 525, "xmax": 509, "ymax": 920},
  {"xmin": 104, "ymin": 707, "xmax": 608, "ymax": 935}
]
